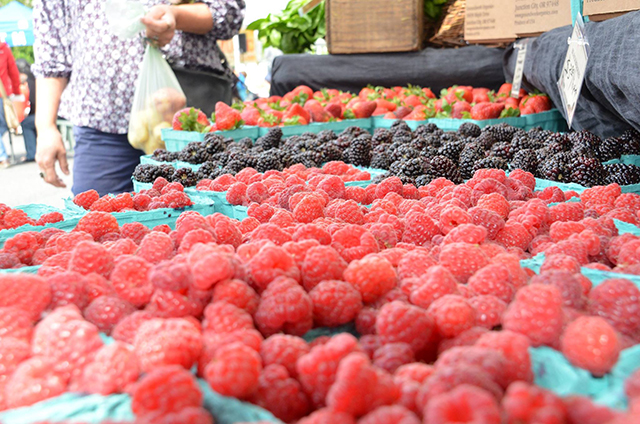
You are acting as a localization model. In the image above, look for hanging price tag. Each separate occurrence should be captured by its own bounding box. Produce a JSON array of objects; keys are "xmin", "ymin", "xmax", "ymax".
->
[
  {"xmin": 511, "ymin": 42, "xmax": 528, "ymax": 98},
  {"xmin": 557, "ymin": 13, "xmax": 590, "ymax": 129}
]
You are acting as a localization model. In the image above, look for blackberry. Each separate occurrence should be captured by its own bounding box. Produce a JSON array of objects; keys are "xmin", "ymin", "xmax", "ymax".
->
[
  {"xmin": 619, "ymin": 129, "xmax": 640, "ymax": 155},
  {"xmin": 538, "ymin": 154, "xmax": 571, "ymax": 182},
  {"xmin": 543, "ymin": 133, "xmax": 571, "ymax": 150},
  {"xmin": 440, "ymin": 132, "xmax": 460, "ymax": 144},
  {"xmin": 319, "ymin": 143, "xmax": 343, "ymax": 162},
  {"xmin": 343, "ymin": 135, "xmax": 372, "ymax": 167},
  {"xmin": 511, "ymin": 134, "xmax": 541, "ymax": 152},
  {"xmin": 223, "ymin": 159, "xmax": 250, "ymax": 174},
  {"xmin": 254, "ymin": 127, "xmax": 282, "ymax": 150},
  {"xmin": 152, "ymin": 149, "xmax": 178, "ymax": 162},
  {"xmin": 424, "ymin": 134, "xmax": 443, "ymax": 149},
  {"xmin": 414, "ymin": 123, "xmax": 440, "ymax": 138},
  {"xmin": 429, "ymin": 155, "xmax": 463, "ymax": 184},
  {"xmin": 569, "ymin": 130, "xmax": 601, "ymax": 151},
  {"xmin": 157, "ymin": 164, "xmax": 176, "ymax": 180},
  {"xmin": 234, "ymin": 137, "xmax": 254, "ymax": 151},
  {"xmin": 389, "ymin": 120, "xmax": 412, "ymax": 135},
  {"xmin": 393, "ymin": 145, "xmax": 421, "ymax": 161},
  {"xmin": 421, "ymin": 145, "xmax": 439, "ymax": 158},
  {"xmin": 179, "ymin": 142, "xmax": 210, "ymax": 164},
  {"xmin": 569, "ymin": 156, "xmax": 606, "ymax": 187},
  {"xmin": 291, "ymin": 151, "xmax": 323, "ymax": 168},
  {"xmin": 172, "ymin": 167, "xmax": 198, "ymax": 187},
  {"xmin": 342, "ymin": 126, "xmax": 367, "ymax": 138},
  {"xmin": 409, "ymin": 137, "xmax": 429, "ymax": 151},
  {"xmin": 333, "ymin": 134, "xmax": 355, "ymax": 150},
  {"xmin": 527, "ymin": 128, "xmax": 553, "ymax": 144},
  {"xmin": 196, "ymin": 161, "xmax": 222, "ymax": 180},
  {"xmin": 211, "ymin": 151, "xmax": 230, "ymax": 166},
  {"xmin": 202, "ymin": 133, "xmax": 227, "ymax": 155},
  {"xmin": 597, "ymin": 137, "xmax": 623, "ymax": 162},
  {"xmin": 396, "ymin": 174, "xmax": 417, "ymax": 186},
  {"xmin": 572, "ymin": 144, "xmax": 597, "ymax": 159},
  {"xmin": 396, "ymin": 158, "xmax": 429, "ymax": 177},
  {"xmin": 483, "ymin": 123, "xmax": 518, "ymax": 143},
  {"xmin": 371, "ymin": 153, "xmax": 391, "ymax": 170},
  {"xmin": 473, "ymin": 157, "xmax": 509, "ymax": 173},
  {"xmin": 373, "ymin": 172, "xmax": 392, "ymax": 184},
  {"xmin": 489, "ymin": 142, "xmax": 513, "ymax": 160},
  {"xmin": 437, "ymin": 141, "xmax": 465, "ymax": 162},
  {"xmin": 415, "ymin": 174, "xmax": 435, "ymax": 187},
  {"xmin": 255, "ymin": 151, "xmax": 283, "ymax": 172},
  {"xmin": 458, "ymin": 122, "xmax": 482, "ymax": 138},
  {"xmin": 372, "ymin": 128, "xmax": 393, "ymax": 146},
  {"xmin": 133, "ymin": 164, "xmax": 161, "ymax": 183},
  {"xmin": 459, "ymin": 144, "xmax": 486, "ymax": 179},
  {"xmin": 474, "ymin": 132, "xmax": 498, "ymax": 150},
  {"xmin": 391, "ymin": 130, "xmax": 412, "ymax": 145},
  {"xmin": 510, "ymin": 149, "xmax": 538, "ymax": 173},
  {"xmin": 605, "ymin": 164, "xmax": 640, "ymax": 185},
  {"xmin": 317, "ymin": 130, "xmax": 338, "ymax": 143}
]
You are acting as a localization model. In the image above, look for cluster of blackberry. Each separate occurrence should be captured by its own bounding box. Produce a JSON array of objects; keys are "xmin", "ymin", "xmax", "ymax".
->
[{"xmin": 133, "ymin": 164, "xmax": 199, "ymax": 187}]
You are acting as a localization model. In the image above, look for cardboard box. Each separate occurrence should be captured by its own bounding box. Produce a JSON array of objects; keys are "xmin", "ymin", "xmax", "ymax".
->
[
  {"xmin": 584, "ymin": 0, "xmax": 640, "ymax": 21},
  {"xmin": 514, "ymin": 0, "xmax": 573, "ymax": 37},
  {"xmin": 464, "ymin": 0, "xmax": 517, "ymax": 43}
]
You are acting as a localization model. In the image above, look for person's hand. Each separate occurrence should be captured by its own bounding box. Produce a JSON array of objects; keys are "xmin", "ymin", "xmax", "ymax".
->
[
  {"xmin": 36, "ymin": 126, "xmax": 69, "ymax": 188},
  {"xmin": 141, "ymin": 5, "xmax": 177, "ymax": 48}
]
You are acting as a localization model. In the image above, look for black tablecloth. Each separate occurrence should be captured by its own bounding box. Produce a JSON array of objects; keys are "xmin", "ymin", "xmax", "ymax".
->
[
  {"xmin": 504, "ymin": 11, "xmax": 640, "ymax": 138},
  {"xmin": 270, "ymin": 46, "xmax": 506, "ymax": 96}
]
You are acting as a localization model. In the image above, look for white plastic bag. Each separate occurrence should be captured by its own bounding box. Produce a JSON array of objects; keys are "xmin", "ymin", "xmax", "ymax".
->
[{"xmin": 105, "ymin": 0, "xmax": 186, "ymax": 154}]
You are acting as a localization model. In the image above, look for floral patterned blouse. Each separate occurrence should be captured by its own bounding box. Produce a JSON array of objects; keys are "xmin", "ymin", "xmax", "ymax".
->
[{"xmin": 32, "ymin": 0, "xmax": 245, "ymax": 134}]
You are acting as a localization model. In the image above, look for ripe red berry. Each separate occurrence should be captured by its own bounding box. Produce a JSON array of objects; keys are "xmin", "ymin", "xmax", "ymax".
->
[
  {"xmin": 475, "ymin": 330, "xmax": 534, "ymax": 383},
  {"xmin": 309, "ymin": 280, "xmax": 363, "ymax": 327},
  {"xmin": 588, "ymin": 278, "xmax": 640, "ymax": 337},
  {"xmin": 255, "ymin": 277, "xmax": 313, "ymax": 337},
  {"xmin": 427, "ymin": 295, "xmax": 476, "ymax": 338},
  {"xmin": 438, "ymin": 242, "xmax": 490, "ymax": 283},
  {"xmin": 561, "ymin": 316, "xmax": 620, "ymax": 376},
  {"xmin": 5, "ymin": 356, "xmax": 68, "ymax": 408},
  {"xmin": 76, "ymin": 341, "xmax": 139, "ymax": 395},
  {"xmin": 424, "ymin": 384, "xmax": 501, "ymax": 424},
  {"xmin": 260, "ymin": 334, "xmax": 309, "ymax": 378},
  {"xmin": 84, "ymin": 295, "xmax": 136, "ymax": 334},
  {"xmin": 0, "ymin": 274, "xmax": 52, "ymax": 320},
  {"xmin": 301, "ymin": 246, "xmax": 348, "ymax": 291},
  {"xmin": 372, "ymin": 343, "xmax": 415, "ymax": 374},
  {"xmin": 110, "ymin": 256, "xmax": 154, "ymax": 307},
  {"xmin": 73, "ymin": 189, "xmax": 100, "ymax": 209},
  {"xmin": 75, "ymin": 211, "xmax": 120, "ymax": 241},
  {"xmin": 204, "ymin": 342, "xmax": 262, "ymax": 399},
  {"xmin": 344, "ymin": 255, "xmax": 397, "ymax": 303},
  {"xmin": 376, "ymin": 301, "xmax": 435, "ymax": 353},
  {"xmin": 502, "ymin": 381, "xmax": 567, "ymax": 424},
  {"xmin": 250, "ymin": 364, "xmax": 311, "ymax": 422},
  {"xmin": 131, "ymin": 365, "xmax": 202, "ymax": 416}
]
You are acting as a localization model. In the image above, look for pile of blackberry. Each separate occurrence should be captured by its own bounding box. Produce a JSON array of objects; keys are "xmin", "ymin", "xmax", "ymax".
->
[{"xmin": 140, "ymin": 124, "xmax": 640, "ymax": 189}]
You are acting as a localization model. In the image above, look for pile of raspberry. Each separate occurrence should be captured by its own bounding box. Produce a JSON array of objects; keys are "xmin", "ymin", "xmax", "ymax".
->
[
  {"xmin": 1, "ymin": 192, "xmax": 640, "ymax": 423},
  {"xmin": 0, "ymin": 203, "xmax": 63, "ymax": 231},
  {"xmin": 72, "ymin": 178, "xmax": 193, "ymax": 212},
  {"xmin": 196, "ymin": 161, "xmax": 374, "ymax": 206}
]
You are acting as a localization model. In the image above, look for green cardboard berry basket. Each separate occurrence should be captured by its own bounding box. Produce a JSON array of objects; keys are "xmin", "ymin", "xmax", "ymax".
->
[
  {"xmin": 139, "ymin": 155, "xmax": 202, "ymax": 172},
  {"xmin": 0, "ymin": 205, "xmax": 82, "ymax": 249},
  {"xmin": 185, "ymin": 189, "xmax": 247, "ymax": 221},
  {"xmin": 257, "ymin": 118, "xmax": 374, "ymax": 138},
  {"xmin": 162, "ymin": 127, "xmax": 259, "ymax": 152},
  {"xmin": 343, "ymin": 166, "xmax": 388, "ymax": 188},
  {"xmin": 0, "ymin": 265, "xmax": 41, "ymax": 274},
  {"xmin": 534, "ymin": 178, "xmax": 640, "ymax": 195},
  {"xmin": 372, "ymin": 117, "xmax": 428, "ymax": 131},
  {"xmin": 522, "ymin": 109, "xmax": 568, "ymax": 132},
  {"xmin": 427, "ymin": 116, "xmax": 526, "ymax": 132}
]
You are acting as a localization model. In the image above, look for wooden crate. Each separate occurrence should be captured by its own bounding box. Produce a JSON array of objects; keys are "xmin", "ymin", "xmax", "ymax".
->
[{"xmin": 326, "ymin": 0, "xmax": 424, "ymax": 54}]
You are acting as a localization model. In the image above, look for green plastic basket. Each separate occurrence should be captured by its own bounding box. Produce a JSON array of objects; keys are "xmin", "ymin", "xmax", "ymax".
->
[
  {"xmin": 257, "ymin": 118, "xmax": 374, "ymax": 138},
  {"xmin": 185, "ymin": 189, "xmax": 247, "ymax": 221},
  {"xmin": 139, "ymin": 155, "xmax": 202, "ymax": 172},
  {"xmin": 0, "ymin": 205, "xmax": 82, "ymax": 249},
  {"xmin": 0, "ymin": 265, "xmax": 41, "ymax": 274},
  {"xmin": 372, "ymin": 117, "xmax": 427, "ymax": 131},
  {"xmin": 162, "ymin": 127, "xmax": 259, "ymax": 152},
  {"xmin": 522, "ymin": 109, "xmax": 568, "ymax": 132}
]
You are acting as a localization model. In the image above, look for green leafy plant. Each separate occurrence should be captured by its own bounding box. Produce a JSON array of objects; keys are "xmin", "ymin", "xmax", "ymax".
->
[
  {"xmin": 247, "ymin": 0, "xmax": 326, "ymax": 54},
  {"xmin": 424, "ymin": 0, "xmax": 449, "ymax": 21}
]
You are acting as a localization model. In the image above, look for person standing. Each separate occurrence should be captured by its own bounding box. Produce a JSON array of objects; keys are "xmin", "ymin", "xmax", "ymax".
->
[
  {"xmin": 15, "ymin": 59, "xmax": 37, "ymax": 162},
  {"xmin": 0, "ymin": 41, "xmax": 22, "ymax": 167},
  {"xmin": 33, "ymin": 0, "xmax": 245, "ymax": 195}
]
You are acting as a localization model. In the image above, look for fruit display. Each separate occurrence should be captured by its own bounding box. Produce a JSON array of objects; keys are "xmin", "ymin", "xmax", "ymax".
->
[
  {"xmin": 0, "ymin": 205, "xmax": 64, "ymax": 230},
  {"xmin": 72, "ymin": 184, "xmax": 194, "ymax": 213},
  {"xmin": 2, "ymin": 157, "xmax": 640, "ymax": 423}
]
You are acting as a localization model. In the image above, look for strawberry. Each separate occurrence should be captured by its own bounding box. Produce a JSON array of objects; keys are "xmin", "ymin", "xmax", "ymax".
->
[
  {"xmin": 395, "ymin": 106, "xmax": 411, "ymax": 119},
  {"xmin": 404, "ymin": 105, "xmax": 430, "ymax": 121},
  {"xmin": 504, "ymin": 97, "xmax": 520, "ymax": 110},
  {"xmin": 372, "ymin": 107, "xmax": 388, "ymax": 116},
  {"xmin": 172, "ymin": 108, "xmax": 210, "ymax": 132},
  {"xmin": 383, "ymin": 112, "xmax": 397, "ymax": 119},
  {"xmin": 283, "ymin": 115, "xmax": 309, "ymax": 126},
  {"xmin": 451, "ymin": 101, "xmax": 472, "ymax": 119},
  {"xmin": 304, "ymin": 99, "xmax": 331, "ymax": 122},
  {"xmin": 445, "ymin": 86, "xmax": 473, "ymax": 103},
  {"xmin": 519, "ymin": 94, "xmax": 552, "ymax": 115},
  {"xmin": 472, "ymin": 88, "xmax": 491, "ymax": 104},
  {"xmin": 359, "ymin": 87, "xmax": 376, "ymax": 100},
  {"xmin": 404, "ymin": 95, "xmax": 424, "ymax": 108},
  {"xmin": 257, "ymin": 112, "xmax": 280, "ymax": 127},
  {"xmin": 497, "ymin": 83, "xmax": 526, "ymax": 100},
  {"xmin": 422, "ymin": 87, "xmax": 436, "ymax": 99},
  {"xmin": 470, "ymin": 102, "xmax": 505, "ymax": 120},
  {"xmin": 382, "ymin": 88, "xmax": 398, "ymax": 99},
  {"xmin": 345, "ymin": 100, "xmax": 377, "ymax": 119},
  {"xmin": 376, "ymin": 98, "xmax": 397, "ymax": 112},
  {"xmin": 283, "ymin": 103, "xmax": 311, "ymax": 123},
  {"xmin": 212, "ymin": 102, "xmax": 243, "ymax": 131},
  {"xmin": 241, "ymin": 106, "xmax": 261, "ymax": 126},
  {"xmin": 325, "ymin": 102, "xmax": 344, "ymax": 119}
]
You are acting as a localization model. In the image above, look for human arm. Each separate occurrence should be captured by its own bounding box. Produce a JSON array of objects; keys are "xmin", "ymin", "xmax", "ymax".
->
[
  {"xmin": 35, "ymin": 78, "xmax": 69, "ymax": 187},
  {"xmin": 3, "ymin": 44, "xmax": 21, "ymax": 95}
]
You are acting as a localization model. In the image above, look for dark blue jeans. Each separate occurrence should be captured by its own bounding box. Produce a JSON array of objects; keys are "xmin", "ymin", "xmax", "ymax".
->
[
  {"xmin": 72, "ymin": 126, "xmax": 144, "ymax": 196},
  {"xmin": 22, "ymin": 114, "xmax": 36, "ymax": 161}
]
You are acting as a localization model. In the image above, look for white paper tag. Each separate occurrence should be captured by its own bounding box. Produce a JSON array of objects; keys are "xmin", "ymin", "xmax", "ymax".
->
[
  {"xmin": 557, "ymin": 14, "xmax": 589, "ymax": 129},
  {"xmin": 511, "ymin": 43, "xmax": 527, "ymax": 98}
]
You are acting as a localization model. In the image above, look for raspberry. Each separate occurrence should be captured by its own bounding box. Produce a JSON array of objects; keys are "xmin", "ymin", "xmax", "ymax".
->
[
  {"xmin": 626, "ymin": 369, "xmax": 640, "ymax": 400},
  {"xmin": 110, "ymin": 256, "xmax": 154, "ymax": 307},
  {"xmin": 89, "ymin": 196, "xmax": 114, "ymax": 212},
  {"xmin": 76, "ymin": 342, "xmax": 139, "ymax": 395},
  {"xmin": 204, "ymin": 342, "xmax": 262, "ymax": 399},
  {"xmin": 37, "ymin": 211, "xmax": 64, "ymax": 225},
  {"xmin": 427, "ymin": 295, "xmax": 476, "ymax": 338},
  {"xmin": 104, "ymin": 238, "xmax": 137, "ymax": 257},
  {"xmin": 530, "ymin": 271, "xmax": 585, "ymax": 309},
  {"xmin": 343, "ymin": 255, "xmax": 397, "ymax": 303},
  {"xmin": 292, "ymin": 223, "xmax": 332, "ymax": 245},
  {"xmin": 297, "ymin": 408, "xmax": 357, "ymax": 424},
  {"xmin": 615, "ymin": 193, "xmax": 640, "ymax": 212},
  {"xmin": 136, "ymin": 407, "xmax": 214, "ymax": 424},
  {"xmin": 475, "ymin": 330, "xmax": 534, "ymax": 383},
  {"xmin": 284, "ymin": 239, "xmax": 321, "ymax": 267},
  {"xmin": 83, "ymin": 295, "xmax": 136, "ymax": 334},
  {"xmin": 0, "ymin": 252, "xmax": 20, "ymax": 269},
  {"xmin": 331, "ymin": 224, "xmax": 380, "ymax": 262},
  {"xmin": 134, "ymin": 318, "xmax": 202, "ymax": 372},
  {"xmin": 409, "ymin": 265, "xmax": 459, "ymax": 309},
  {"xmin": 31, "ymin": 307, "xmax": 103, "ymax": 381},
  {"xmin": 0, "ymin": 336, "xmax": 31, "ymax": 380},
  {"xmin": 310, "ymin": 280, "xmax": 363, "ymax": 327},
  {"xmin": 561, "ymin": 316, "xmax": 620, "ymax": 376},
  {"xmin": 250, "ymin": 223, "xmax": 293, "ymax": 246},
  {"xmin": 442, "ymin": 223, "xmax": 487, "ymax": 245},
  {"xmin": 250, "ymin": 364, "xmax": 310, "ymax": 422},
  {"xmin": 545, "ymin": 238, "xmax": 590, "ymax": 265},
  {"xmin": 376, "ymin": 301, "xmax": 435, "ymax": 353},
  {"xmin": 548, "ymin": 202, "xmax": 584, "ymax": 223},
  {"xmin": 147, "ymin": 288, "xmax": 205, "ymax": 318},
  {"xmin": 438, "ymin": 242, "xmax": 490, "ymax": 283},
  {"xmin": 207, "ymin": 214, "xmax": 243, "ymax": 248},
  {"xmin": 0, "ymin": 306, "xmax": 33, "ymax": 342},
  {"xmin": 588, "ymin": 278, "xmax": 640, "ymax": 337},
  {"xmin": 73, "ymin": 189, "xmax": 99, "ymax": 209},
  {"xmin": 359, "ymin": 405, "xmax": 421, "ymax": 424},
  {"xmin": 503, "ymin": 284, "xmax": 564, "ymax": 347},
  {"xmin": 119, "ymin": 222, "xmax": 150, "ymax": 244},
  {"xmin": 467, "ymin": 263, "xmax": 515, "ymax": 303},
  {"xmin": 75, "ymin": 211, "xmax": 120, "ymax": 241},
  {"xmin": 0, "ymin": 274, "xmax": 51, "ymax": 320},
  {"xmin": 255, "ymin": 277, "xmax": 313, "ymax": 337},
  {"xmin": 5, "ymin": 357, "xmax": 68, "ymax": 408},
  {"xmin": 2, "ymin": 209, "xmax": 35, "ymax": 228},
  {"xmin": 136, "ymin": 232, "xmax": 175, "ymax": 265},
  {"xmin": 495, "ymin": 222, "xmax": 533, "ymax": 250},
  {"xmin": 246, "ymin": 181, "xmax": 270, "ymax": 204},
  {"xmin": 112, "ymin": 193, "xmax": 134, "ymax": 211},
  {"xmin": 477, "ymin": 192, "xmax": 510, "ymax": 219},
  {"xmin": 436, "ymin": 345, "xmax": 508, "ymax": 387},
  {"xmin": 301, "ymin": 246, "xmax": 348, "ymax": 291},
  {"xmin": 402, "ymin": 211, "xmax": 441, "ymax": 245},
  {"xmin": 372, "ymin": 343, "xmax": 415, "ymax": 374},
  {"xmin": 226, "ymin": 182, "xmax": 248, "ymax": 205},
  {"xmin": 502, "ymin": 381, "xmax": 567, "ymax": 424},
  {"xmin": 424, "ymin": 384, "xmax": 501, "ymax": 424},
  {"xmin": 564, "ymin": 396, "xmax": 623, "ymax": 424},
  {"xmin": 133, "ymin": 193, "xmax": 153, "ymax": 211},
  {"xmin": 549, "ymin": 221, "xmax": 586, "ymax": 242},
  {"xmin": 396, "ymin": 250, "xmax": 437, "ymax": 281},
  {"xmin": 260, "ymin": 334, "xmax": 309, "ymax": 378},
  {"xmin": 345, "ymin": 186, "xmax": 367, "ymax": 203},
  {"xmin": 2, "ymin": 232, "xmax": 41, "ymax": 265},
  {"xmin": 248, "ymin": 203, "xmax": 275, "ymax": 223},
  {"xmin": 296, "ymin": 333, "xmax": 360, "ymax": 407},
  {"xmin": 293, "ymin": 194, "xmax": 326, "ymax": 223},
  {"xmin": 202, "ymin": 301, "xmax": 255, "ymax": 334},
  {"xmin": 334, "ymin": 200, "xmax": 366, "ymax": 225},
  {"xmin": 149, "ymin": 261, "xmax": 192, "ymax": 292},
  {"xmin": 540, "ymin": 254, "xmax": 582, "ymax": 274},
  {"xmin": 356, "ymin": 307, "xmax": 378, "ymax": 336},
  {"xmin": 47, "ymin": 271, "xmax": 88, "ymax": 310},
  {"xmin": 131, "ymin": 365, "xmax": 202, "ymax": 416},
  {"xmin": 616, "ymin": 238, "xmax": 640, "ymax": 266},
  {"xmin": 248, "ymin": 245, "xmax": 301, "ymax": 291},
  {"xmin": 190, "ymin": 252, "xmax": 234, "ymax": 291},
  {"xmin": 68, "ymin": 241, "xmax": 114, "ymax": 278},
  {"xmin": 326, "ymin": 352, "xmax": 399, "ymax": 417},
  {"xmin": 468, "ymin": 295, "xmax": 507, "ymax": 329},
  {"xmin": 52, "ymin": 231, "xmax": 92, "ymax": 254},
  {"xmin": 211, "ymin": 278, "xmax": 259, "ymax": 314},
  {"xmin": 197, "ymin": 329, "xmax": 263, "ymax": 375}
]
